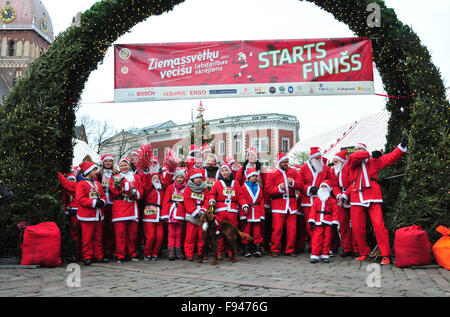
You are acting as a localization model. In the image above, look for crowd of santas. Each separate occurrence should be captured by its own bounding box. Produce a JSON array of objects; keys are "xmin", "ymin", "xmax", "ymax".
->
[{"xmin": 58, "ymin": 137, "xmax": 408, "ymax": 266}]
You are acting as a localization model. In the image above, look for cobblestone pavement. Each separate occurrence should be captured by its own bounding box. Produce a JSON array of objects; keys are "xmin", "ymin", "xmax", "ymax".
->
[{"xmin": 1, "ymin": 251, "xmax": 449, "ymax": 298}]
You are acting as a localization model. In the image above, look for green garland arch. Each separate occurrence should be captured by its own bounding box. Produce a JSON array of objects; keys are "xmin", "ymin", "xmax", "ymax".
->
[{"xmin": 0, "ymin": 0, "xmax": 448, "ymax": 254}]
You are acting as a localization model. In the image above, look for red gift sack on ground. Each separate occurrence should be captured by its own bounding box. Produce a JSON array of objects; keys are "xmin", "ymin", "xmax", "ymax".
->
[
  {"xmin": 433, "ymin": 225, "xmax": 450, "ymax": 270},
  {"xmin": 21, "ymin": 222, "xmax": 62, "ymax": 267},
  {"xmin": 394, "ymin": 225, "xmax": 432, "ymax": 268}
]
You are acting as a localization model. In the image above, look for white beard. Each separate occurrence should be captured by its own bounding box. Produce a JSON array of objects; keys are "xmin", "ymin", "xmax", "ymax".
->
[
  {"xmin": 318, "ymin": 188, "xmax": 330, "ymax": 202},
  {"xmin": 153, "ymin": 181, "xmax": 162, "ymax": 190},
  {"xmin": 310, "ymin": 159, "xmax": 323, "ymax": 173},
  {"xmin": 120, "ymin": 171, "xmax": 135, "ymax": 182},
  {"xmin": 334, "ymin": 163, "xmax": 342, "ymax": 176}
]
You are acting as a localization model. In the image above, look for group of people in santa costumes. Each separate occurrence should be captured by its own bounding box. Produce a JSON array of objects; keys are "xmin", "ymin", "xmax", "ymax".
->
[{"xmin": 58, "ymin": 135, "xmax": 407, "ymax": 266}]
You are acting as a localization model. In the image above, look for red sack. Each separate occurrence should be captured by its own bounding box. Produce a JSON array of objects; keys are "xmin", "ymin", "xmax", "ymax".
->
[
  {"xmin": 394, "ymin": 225, "xmax": 432, "ymax": 268},
  {"xmin": 21, "ymin": 222, "xmax": 62, "ymax": 267},
  {"xmin": 432, "ymin": 225, "xmax": 450, "ymax": 270}
]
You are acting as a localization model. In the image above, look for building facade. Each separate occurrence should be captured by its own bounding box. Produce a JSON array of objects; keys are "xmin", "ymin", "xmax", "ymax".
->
[
  {"xmin": 101, "ymin": 112, "xmax": 300, "ymax": 167},
  {"xmin": 0, "ymin": 0, "xmax": 54, "ymax": 101}
]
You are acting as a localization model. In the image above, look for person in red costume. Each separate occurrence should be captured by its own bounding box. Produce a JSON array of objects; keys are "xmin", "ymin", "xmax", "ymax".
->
[
  {"xmin": 341, "ymin": 137, "xmax": 408, "ymax": 265},
  {"xmin": 109, "ymin": 157, "xmax": 144, "ymax": 263}
]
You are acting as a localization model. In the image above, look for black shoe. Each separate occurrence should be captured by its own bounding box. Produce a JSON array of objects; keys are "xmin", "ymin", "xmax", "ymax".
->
[
  {"xmin": 83, "ymin": 259, "xmax": 92, "ymax": 266},
  {"xmin": 322, "ymin": 257, "xmax": 330, "ymax": 263},
  {"xmin": 254, "ymin": 244, "xmax": 262, "ymax": 257},
  {"xmin": 117, "ymin": 258, "xmax": 125, "ymax": 263},
  {"xmin": 97, "ymin": 258, "xmax": 109, "ymax": 263},
  {"xmin": 340, "ymin": 251, "xmax": 353, "ymax": 257},
  {"xmin": 310, "ymin": 258, "xmax": 319, "ymax": 264},
  {"xmin": 168, "ymin": 248, "xmax": 176, "ymax": 261},
  {"xmin": 243, "ymin": 244, "xmax": 252, "ymax": 258}
]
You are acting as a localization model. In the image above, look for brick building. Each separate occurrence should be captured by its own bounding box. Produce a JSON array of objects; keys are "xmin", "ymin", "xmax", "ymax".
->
[
  {"xmin": 100, "ymin": 111, "xmax": 300, "ymax": 167},
  {"xmin": 0, "ymin": 0, "xmax": 54, "ymax": 101}
]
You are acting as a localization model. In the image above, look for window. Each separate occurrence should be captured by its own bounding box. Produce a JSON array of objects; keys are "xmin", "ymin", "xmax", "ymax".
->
[
  {"xmin": 218, "ymin": 141, "xmax": 225, "ymax": 155},
  {"xmin": 251, "ymin": 138, "xmax": 269, "ymax": 153},
  {"xmin": 234, "ymin": 140, "xmax": 241, "ymax": 154},
  {"xmin": 153, "ymin": 148, "xmax": 159, "ymax": 157},
  {"xmin": 282, "ymin": 137, "xmax": 290, "ymax": 153},
  {"xmin": 177, "ymin": 146, "xmax": 183, "ymax": 156},
  {"xmin": 8, "ymin": 40, "xmax": 14, "ymax": 57}
]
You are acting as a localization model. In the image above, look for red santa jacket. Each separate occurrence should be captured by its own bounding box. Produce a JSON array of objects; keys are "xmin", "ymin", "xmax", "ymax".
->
[
  {"xmin": 143, "ymin": 183, "xmax": 164, "ymax": 223},
  {"xmin": 344, "ymin": 145, "xmax": 407, "ymax": 206},
  {"xmin": 161, "ymin": 183, "xmax": 186, "ymax": 222},
  {"xmin": 266, "ymin": 167, "xmax": 298, "ymax": 214},
  {"xmin": 58, "ymin": 172, "xmax": 78, "ymax": 214},
  {"xmin": 208, "ymin": 178, "xmax": 242, "ymax": 214},
  {"xmin": 308, "ymin": 196, "xmax": 339, "ymax": 226},
  {"xmin": 239, "ymin": 181, "xmax": 265, "ymax": 222},
  {"xmin": 75, "ymin": 178, "xmax": 106, "ymax": 222},
  {"xmin": 329, "ymin": 162, "xmax": 351, "ymax": 208},
  {"xmin": 235, "ymin": 163, "xmax": 271, "ymax": 208},
  {"xmin": 183, "ymin": 185, "xmax": 209, "ymax": 218},
  {"xmin": 296, "ymin": 161, "xmax": 331, "ymax": 207},
  {"xmin": 109, "ymin": 172, "xmax": 143, "ymax": 222}
]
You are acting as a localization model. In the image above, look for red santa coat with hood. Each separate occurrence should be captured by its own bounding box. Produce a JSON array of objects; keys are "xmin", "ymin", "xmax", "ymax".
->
[
  {"xmin": 296, "ymin": 161, "xmax": 331, "ymax": 207},
  {"xmin": 109, "ymin": 172, "xmax": 143, "ymax": 222},
  {"xmin": 344, "ymin": 145, "xmax": 407, "ymax": 206},
  {"xmin": 75, "ymin": 178, "xmax": 106, "ymax": 221},
  {"xmin": 142, "ymin": 173, "xmax": 165, "ymax": 223}
]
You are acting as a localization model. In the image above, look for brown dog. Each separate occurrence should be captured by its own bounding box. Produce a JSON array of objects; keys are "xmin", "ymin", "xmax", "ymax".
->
[{"xmin": 197, "ymin": 210, "xmax": 253, "ymax": 265}]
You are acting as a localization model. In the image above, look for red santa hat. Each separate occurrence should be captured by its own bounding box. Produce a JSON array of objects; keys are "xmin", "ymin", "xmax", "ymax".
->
[
  {"xmin": 355, "ymin": 143, "xmax": 368, "ymax": 151},
  {"xmin": 310, "ymin": 147, "xmax": 322, "ymax": 159},
  {"xmin": 277, "ymin": 152, "xmax": 289, "ymax": 164},
  {"xmin": 201, "ymin": 143, "xmax": 212, "ymax": 154},
  {"xmin": 319, "ymin": 180, "xmax": 332, "ymax": 191},
  {"xmin": 188, "ymin": 144, "xmax": 201, "ymax": 155},
  {"xmin": 220, "ymin": 163, "xmax": 232, "ymax": 174},
  {"xmin": 101, "ymin": 154, "xmax": 114, "ymax": 162},
  {"xmin": 119, "ymin": 157, "xmax": 130, "ymax": 166},
  {"xmin": 65, "ymin": 173, "xmax": 76, "ymax": 181},
  {"xmin": 333, "ymin": 150, "xmax": 348, "ymax": 163},
  {"xmin": 225, "ymin": 157, "xmax": 235, "ymax": 165},
  {"xmin": 80, "ymin": 161, "xmax": 98, "ymax": 176},
  {"xmin": 245, "ymin": 167, "xmax": 259, "ymax": 179},
  {"xmin": 246, "ymin": 147, "xmax": 257, "ymax": 156},
  {"xmin": 189, "ymin": 168, "xmax": 204, "ymax": 180}
]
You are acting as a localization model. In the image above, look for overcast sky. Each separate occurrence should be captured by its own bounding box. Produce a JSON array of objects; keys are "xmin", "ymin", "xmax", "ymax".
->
[{"xmin": 42, "ymin": 0, "xmax": 450, "ymax": 141}]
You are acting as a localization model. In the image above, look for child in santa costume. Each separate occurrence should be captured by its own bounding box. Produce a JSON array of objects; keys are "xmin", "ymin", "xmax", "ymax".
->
[
  {"xmin": 183, "ymin": 168, "xmax": 209, "ymax": 261},
  {"xmin": 75, "ymin": 161, "xmax": 107, "ymax": 265},
  {"xmin": 239, "ymin": 168, "xmax": 265, "ymax": 257},
  {"xmin": 57, "ymin": 172, "xmax": 81, "ymax": 261},
  {"xmin": 161, "ymin": 169, "xmax": 187, "ymax": 260},
  {"xmin": 266, "ymin": 152, "xmax": 299, "ymax": 257},
  {"xmin": 342, "ymin": 138, "xmax": 408, "ymax": 265},
  {"xmin": 308, "ymin": 181, "xmax": 339, "ymax": 263},
  {"xmin": 142, "ymin": 172, "xmax": 166, "ymax": 261},
  {"xmin": 209, "ymin": 163, "xmax": 242, "ymax": 258},
  {"xmin": 109, "ymin": 157, "xmax": 144, "ymax": 263},
  {"xmin": 96, "ymin": 154, "xmax": 118, "ymax": 259}
]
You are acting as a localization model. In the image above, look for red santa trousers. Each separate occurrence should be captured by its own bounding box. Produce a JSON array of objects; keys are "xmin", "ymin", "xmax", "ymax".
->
[
  {"xmin": 69, "ymin": 215, "xmax": 82, "ymax": 261},
  {"xmin": 271, "ymin": 213, "xmax": 297, "ymax": 254},
  {"xmin": 242, "ymin": 222, "xmax": 263, "ymax": 244},
  {"xmin": 143, "ymin": 222, "xmax": 164, "ymax": 257},
  {"xmin": 184, "ymin": 222, "xmax": 203, "ymax": 259},
  {"xmin": 351, "ymin": 203, "xmax": 391, "ymax": 257},
  {"xmin": 114, "ymin": 220, "xmax": 138, "ymax": 259},
  {"xmin": 295, "ymin": 214, "xmax": 307, "ymax": 251},
  {"xmin": 311, "ymin": 225, "xmax": 333, "ymax": 257},
  {"xmin": 168, "ymin": 222, "xmax": 184, "ymax": 249},
  {"xmin": 102, "ymin": 204, "xmax": 115, "ymax": 257},
  {"xmin": 80, "ymin": 220, "xmax": 103, "ymax": 261},
  {"xmin": 216, "ymin": 212, "xmax": 239, "ymax": 255},
  {"xmin": 337, "ymin": 206, "xmax": 354, "ymax": 253},
  {"xmin": 302, "ymin": 207, "xmax": 314, "ymax": 241}
]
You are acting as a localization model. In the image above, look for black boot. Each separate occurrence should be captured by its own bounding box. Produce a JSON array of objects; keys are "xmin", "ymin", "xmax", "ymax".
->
[
  {"xmin": 254, "ymin": 244, "xmax": 262, "ymax": 257},
  {"xmin": 168, "ymin": 247, "xmax": 175, "ymax": 261},
  {"xmin": 243, "ymin": 244, "xmax": 252, "ymax": 257}
]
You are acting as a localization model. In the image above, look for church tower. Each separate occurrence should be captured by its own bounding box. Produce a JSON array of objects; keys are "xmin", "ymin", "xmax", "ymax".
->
[{"xmin": 0, "ymin": 0, "xmax": 54, "ymax": 101}]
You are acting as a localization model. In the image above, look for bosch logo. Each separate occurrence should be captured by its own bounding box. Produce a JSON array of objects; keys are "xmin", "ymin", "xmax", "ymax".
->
[{"xmin": 137, "ymin": 90, "xmax": 155, "ymax": 97}]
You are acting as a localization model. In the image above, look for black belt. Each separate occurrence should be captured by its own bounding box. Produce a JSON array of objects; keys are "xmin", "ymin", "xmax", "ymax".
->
[
  {"xmin": 147, "ymin": 203, "xmax": 162, "ymax": 208},
  {"xmin": 115, "ymin": 196, "xmax": 135, "ymax": 202},
  {"xmin": 170, "ymin": 200, "xmax": 184, "ymax": 205},
  {"xmin": 248, "ymin": 202, "xmax": 259, "ymax": 207},
  {"xmin": 317, "ymin": 211, "xmax": 332, "ymax": 215},
  {"xmin": 216, "ymin": 200, "xmax": 238, "ymax": 204},
  {"xmin": 272, "ymin": 194, "xmax": 296, "ymax": 200}
]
